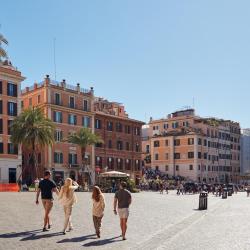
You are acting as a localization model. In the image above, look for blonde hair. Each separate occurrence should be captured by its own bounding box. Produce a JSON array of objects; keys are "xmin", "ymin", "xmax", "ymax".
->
[{"xmin": 62, "ymin": 178, "xmax": 73, "ymax": 198}]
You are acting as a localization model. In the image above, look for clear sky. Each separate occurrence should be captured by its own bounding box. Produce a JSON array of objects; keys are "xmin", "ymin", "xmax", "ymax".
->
[{"xmin": 1, "ymin": 1, "xmax": 250, "ymax": 127}]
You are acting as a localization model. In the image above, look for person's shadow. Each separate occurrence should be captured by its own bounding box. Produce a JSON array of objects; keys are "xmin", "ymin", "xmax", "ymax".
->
[
  {"xmin": 57, "ymin": 234, "xmax": 96, "ymax": 243},
  {"xmin": 83, "ymin": 236, "xmax": 123, "ymax": 247},
  {"xmin": 0, "ymin": 229, "xmax": 41, "ymax": 239}
]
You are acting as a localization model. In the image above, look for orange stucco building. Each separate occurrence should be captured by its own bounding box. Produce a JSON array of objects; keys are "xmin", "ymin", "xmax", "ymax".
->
[
  {"xmin": 21, "ymin": 75, "xmax": 95, "ymax": 184},
  {"xmin": 0, "ymin": 60, "xmax": 25, "ymax": 183},
  {"xmin": 142, "ymin": 109, "xmax": 241, "ymax": 183}
]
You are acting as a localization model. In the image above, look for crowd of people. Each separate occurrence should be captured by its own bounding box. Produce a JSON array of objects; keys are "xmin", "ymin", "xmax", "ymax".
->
[{"xmin": 35, "ymin": 170, "xmax": 132, "ymax": 240}]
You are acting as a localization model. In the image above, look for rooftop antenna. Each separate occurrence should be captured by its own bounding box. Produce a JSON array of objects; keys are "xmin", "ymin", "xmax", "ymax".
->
[{"xmin": 53, "ymin": 38, "xmax": 57, "ymax": 80}]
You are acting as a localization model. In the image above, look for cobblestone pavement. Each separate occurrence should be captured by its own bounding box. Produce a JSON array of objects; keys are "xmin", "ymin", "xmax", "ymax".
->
[{"xmin": 0, "ymin": 191, "xmax": 249, "ymax": 250}]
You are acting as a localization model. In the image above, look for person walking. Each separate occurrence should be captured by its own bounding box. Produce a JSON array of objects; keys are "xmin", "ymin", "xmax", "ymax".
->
[
  {"xmin": 36, "ymin": 170, "xmax": 59, "ymax": 232},
  {"xmin": 58, "ymin": 178, "xmax": 79, "ymax": 234},
  {"xmin": 34, "ymin": 178, "xmax": 40, "ymax": 192},
  {"xmin": 114, "ymin": 182, "xmax": 132, "ymax": 240},
  {"xmin": 92, "ymin": 186, "xmax": 105, "ymax": 238}
]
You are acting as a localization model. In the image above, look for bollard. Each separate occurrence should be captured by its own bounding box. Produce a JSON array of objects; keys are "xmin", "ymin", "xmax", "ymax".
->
[{"xmin": 199, "ymin": 191, "xmax": 208, "ymax": 210}]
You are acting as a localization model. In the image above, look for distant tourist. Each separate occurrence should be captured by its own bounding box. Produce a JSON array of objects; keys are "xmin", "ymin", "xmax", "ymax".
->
[
  {"xmin": 36, "ymin": 170, "xmax": 59, "ymax": 232},
  {"xmin": 113, "ymin": 182, "xmax": 132, "ymax": 240},
  {"xmin": 17, "ymin": 179, "xmax": 22, "ymax": 192},
  {"xmin": 92, "ymin": 186, "xmax": 105, "ymax": 238},
  {"xmin": 58, "ymin": 178, "xmax": 79, "ymax": 234},
  {"xmin": 34, "ymin": 178, "xmax": 40, "ymax": 192}
]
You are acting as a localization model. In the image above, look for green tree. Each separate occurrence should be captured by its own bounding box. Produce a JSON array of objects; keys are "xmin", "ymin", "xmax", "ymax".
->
[
  {"xmin": 0, "ymin": 33, "xmax": 8, "ymax": 60},
  {"xmin": 67, "ymin": 128, "xmax": 103, "ymax": 184},
  {"xmin": 11, "ymin": 107, "xmax": 55, "ymax": 179}
]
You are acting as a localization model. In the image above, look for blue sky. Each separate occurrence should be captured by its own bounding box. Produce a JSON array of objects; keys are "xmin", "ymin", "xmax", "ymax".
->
[{"xmin": 1, "ymin": 1, "xmax": 250, "ymax": 127}]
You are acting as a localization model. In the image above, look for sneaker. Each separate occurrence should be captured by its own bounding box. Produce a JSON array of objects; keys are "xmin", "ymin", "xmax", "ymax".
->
[
  {"xmin": 68, "ymin": 227, "xmax": 73, "ymax": 231},
  {"xmin": 62, "ymin": 231, "xmax": 66, "ymax": 235},
  {"xmin": 48, "ymin": 224, "xmax": 52, "ymax": 229},
  {"xmin": 43, "ymin": 228, "xmax": 49, "ymax": 232}
]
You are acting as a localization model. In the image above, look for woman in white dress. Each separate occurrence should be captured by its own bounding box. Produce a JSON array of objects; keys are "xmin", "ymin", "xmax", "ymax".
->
[{"xmin": 58, "ymin": 178, "xmax": 79, "ymax": 234}]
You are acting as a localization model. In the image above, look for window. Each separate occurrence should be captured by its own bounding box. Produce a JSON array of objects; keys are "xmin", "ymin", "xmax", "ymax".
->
[
  {"xmin": 174, "ymin": 139, "xmax": 180, "ymax": 146},
  {"xmin": 7, "ymin": 83, "xmax": 17, "ymax": 97},
  {"xmin": 146, "ymin": 145, "xmax": 150, "ymax": 154},
  {"xmin": 174, "ymin": 153, "xmax": 180, "ymax": 159},
  {"xmin": 8, "ymin": 120, "xmax": 13, "ymax": 135},
  {"xmin": 198, "ymin": 152, "xmax": 202, "ymax": 159},
  {"xmin": 0, "ymin": 100, "xmax": 2, "ymax": 114},
  {"xmin": 176, "ymin": 165, "xmax": 179, "ymax": 171},
  {"xmin": 204, "ymin": 153, "xmax": 207, "ymax": 159},
  {"xmin": 155, "ymin": 153, "xmax": 159, "ymax": 160},
  {"xmin": 135, "ymin": 160, "xmax": 140, "ymax": 171},
  {"xmin": 116, "ymin": 122, "xmax": 123, "ymax": 132},
  {"xmin": 82, "ymin": 116, "xmax": 90, "ymax": 128},
  {"xmin": 95, "ymin": 119, "xmax": 102, "ymax": 129},
  {"xmin": 69, "ymin": 153, "xmax": 77, "ymax": 165},
  {"xmin": 165, "ymin": 140, "xmax": 169, "ymax": 146},
  {"xmin": 135, "ymin": 143, "xmax": 140, "ymax": 152},
  {"xmin": 54, "ymin": 152, "xmax": 63, "ymax": 164},
  {"xmin": 7, "ymin": 102, "xmax": 17, "ymax": 116},
  {"xmin": 172, "ymin": 122, "xmax": 179, "ymax": 129},
  {"xmin": 8, "ymin": 143, "xmax": 18, "ymax": 155},
  {"xmin": 117, "ymin": 141, "xmax": 123, "ymax": 150},
  {"xmin": 108, "ymin": 140, "xmax": 112, "ymax": 149},
  {"xmin": 54, "ymin": 130, "xmax": 63, "ymax": 142},
  {"xmin": 164, "ymin": 124, "xmax": 168, "ymax": 129},
  {"xmin": 55, "ymin": 93, "xmax": 61, "ymax": 105},
  {"xmin": 29, "ymin": 98, "xmax": 32, "ymax": 106},
  {"xmin": 107, "ymin": 157, "xmax": 114, "ymax": 169},
  {"xmin": 204, "ymin": 139, "xmax": 207, "ymax": 146},
  {"xmin": 0, "ymin": 142, "xmax": 3, "ymax": 153},
  {"xmin": 165, "ymin": 153, "xmax": 169, "ymax": 160},
  {"xmin": 188, "ymin": 152, "xmax": 194, "ymax": 158},
  {"xmin": 37, "ymin": 95, "xmax": 41, "ymax": 104},
  {"xmin": 0, "ymin": 81, "xmax": 2, "ymax": 94},
  {"xmin": 69, "ymin": 96, "xmax": 75, "ymax": 108},
  {"xmin": 83, "ymin": 100, "xmax": 89, "ymax": 111},
  {"xmin": 125, "ymin": 159, "xmax": 131, "ymax": 170},
  {"xmin": 188, "ymin": 138, "xmax": 194, "ymax": 145},
  {"xmin": 95, "ymin": 156, "xmax": 102, "ymax": 167},
  {"xmin": 198, "ymin": 165, "xmax": 201, "ymax": 170},
  {"xmin": 68, "ymin": 114, "xmax": 77, "ymax": 125},
  {"xmin": 126, "ymin": 142, "xmax": 130, "ymax": 151},
  {"xmin": 165, "ymin": 165, "xmax": 169, "ymax": 171},
  {"xmin": 117, "ymin": 158, "xmax": 123, "ymax": 170},
  {"xmin": 125, "ymin": 125, "xmax": 131, "ymax": 134},
  {"xmin": 134, "ymin": 127, "xmax": 140, "ymax": 136},
  {"xmin": 53, "ymin": 111, "xmax": 62, "ymax": 123},
  {"xmin": 154, "ymin": 141, "xmax": 160, "ymax": 147},
  {"xmin": 107, "ymin": 121, "xmax": 113, "ymax": 131},
  {"xmin": 189, "ymin": 165, "xmax": 193, "ymax": 170},
  {"xmin": 198, "ymin": 138, "xmax": 202, "ymax": 145},
  {"xmin": 0, "ymin": 119, "xmax": 2, "ymax": 134}
]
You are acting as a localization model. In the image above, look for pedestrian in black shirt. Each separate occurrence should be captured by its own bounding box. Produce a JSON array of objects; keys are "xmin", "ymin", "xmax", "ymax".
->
[
  {"xmin": 113, "ymin": 182, "xmax": 132, "ymax": 240},
  {"xmin": 36, "ymin": 170, "xmax": 59, "ymax": 232}
]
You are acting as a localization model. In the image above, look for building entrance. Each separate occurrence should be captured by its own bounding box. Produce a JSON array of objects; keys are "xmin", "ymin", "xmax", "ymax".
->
[{"xmin": 9, "ymin": 168, "xmax": 16, "ymax": 183}]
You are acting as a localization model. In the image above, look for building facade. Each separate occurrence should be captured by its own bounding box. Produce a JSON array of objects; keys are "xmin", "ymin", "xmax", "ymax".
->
[
  {"xmin": 143, "ymin": 109, "xmax": 241, "ymax": 183},
  {"xmin": 240, "ymin": 129, "xmax": 250, "ymax": 175},
  {"xmin": 94, "ymin": 98, "xmax": 144, "ymax": 183},
  {"xmin": 0, "ymin": 60, "xmax": 25, "ymax": 183},
  {"xmin": 21, "ymin": 75, "xmax": 95, "ymax": 184}
]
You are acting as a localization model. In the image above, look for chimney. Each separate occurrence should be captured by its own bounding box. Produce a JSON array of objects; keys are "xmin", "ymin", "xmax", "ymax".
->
[
  {"xmin": 90, "ymin": 87, "xmax": 94, "ymax": 96},
  {"xmin": 77, "ymin": 83, "xmax": 80, "ymax": 93},
  {"xmin": 61, "ymin": 79, "xmax": 66, "ymax": 89},
  {"xmin": 45, "ymin": 75, "xmax": 50, "ymax": 86}
]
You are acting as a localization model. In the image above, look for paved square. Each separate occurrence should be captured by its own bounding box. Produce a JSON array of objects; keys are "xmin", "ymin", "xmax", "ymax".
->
[{"xmin": 0, "ymin": 191, "xmax": 250, "ymax": 250}]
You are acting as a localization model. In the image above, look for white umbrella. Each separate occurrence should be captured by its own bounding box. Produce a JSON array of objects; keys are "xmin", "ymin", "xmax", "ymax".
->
[{"xmin": 99, "ymin": 171, "xmax": 129, "ymax": 178}]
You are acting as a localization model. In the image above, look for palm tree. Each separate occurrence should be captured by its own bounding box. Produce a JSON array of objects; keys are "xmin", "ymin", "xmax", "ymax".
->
[
  {"xmin": 11, "ymin": 107, "xmax": 55, "ymax": 179},
  {"xmin": 67, "ymin": 127, "xmax": 103, "ymax": 184},
  {"xmin": 0, "ymin": 33, "xmax": 8, "ymax": 60}
]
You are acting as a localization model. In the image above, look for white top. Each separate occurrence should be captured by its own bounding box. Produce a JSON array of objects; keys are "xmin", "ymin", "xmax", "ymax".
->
[
  {"xmin": 92, "ymin": 194, "xmax": 105, "ymax": 217},
  {"xmin": 58, "ymin": 186, "xmax": 78, "ymax": 206}
]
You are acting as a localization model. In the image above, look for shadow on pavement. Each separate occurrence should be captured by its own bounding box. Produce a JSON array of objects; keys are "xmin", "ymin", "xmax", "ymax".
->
[
  {"xmin": 20, "ymin": 232, "xmax": 63, "ymax": 241},
  {"xmin": 0, "ymin": 229, "xmax": 41, "ymax": 239},
  {"xmin": 83, "ymin": 236, "xmax": 123, "ymax": 247},
  {"xmin": 57, "ymin": 234, "xmax": 96, "ymax": 243}
]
